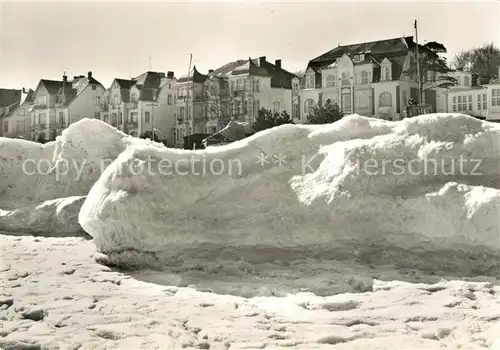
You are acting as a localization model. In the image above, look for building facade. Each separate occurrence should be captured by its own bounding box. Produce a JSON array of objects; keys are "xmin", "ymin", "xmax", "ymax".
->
[
  {"xmin": 31, "ymin": 72, "xmax": 105, "ymax": 141},
  {"xmin": 173, "ymin": 57, "xmax": 298, "ymax": 148},
  {"xmin": 100, "ymin": 71, "xmax": 177, "ymax": 145},
  {"xmin": 300, "ymin": 36, "xmax": 428, "ymax": 122},
  {"xmin": 436, "ymin": 67, "xmax": 500, "ymax": 122},
  {"xmin": 0, "ymin": 89, "xmax": 34, "ymax": 139}
]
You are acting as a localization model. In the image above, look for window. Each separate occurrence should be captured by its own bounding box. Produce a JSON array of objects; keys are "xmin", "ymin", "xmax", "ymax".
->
[
  {"xmin": 457, "ymin": 96, "xmax": 467, "ymax": 112},
  {"xmin": 169, "ymin": 83, "xmax": 172, "ymax": 89},
  {"xmin": 464, "ymin": 76, "xmax": 470, "ymax": 86},
  {"xmin": 38, "ymin": 113, "xmax": 46, "ymax": 125},
  {"xmin": 304, "ymin": 99, "xmax": 314, "ymax": 115},
  {"xmin": 483, "ymin": 93, "xmax": 488, "ymax": 109},
  {"xmin": 293, "ymin": 103, "xmax": 300, "ymax": 119},
  {"xmin": 325, "ymin": 75, "xmax": 335, "ymax": 88},
  {"xmin": 103, "ymin": 114, "xmax": 109, "ymax": 123},
  {"xmin": 402, "ymin": 91, "xmax": 407, "ymax": 107},
  {"xmin": 243, "ymin": 100, "xmax": 248, "ymax": 114},
  {"xmin": 3, "ymin": 121, "xmax": 8, "ymax": 133},
  {"xmin": 234, "ymin": 100, "xmax": 240, "ymax": 115},
  {"xmin": 384, "ymin": 67, "xmax": 390, "ymax": 81},
  {"xmin": 112, "ymin": 113, "xmax": 117, "ymax": 126},
  {"xmin": 453, "ymin": 96, "xmax": 457, "ymax": 112},
  {"xmin": 92, "ymin": 85, "xmax": 97, "ymax": 91},
  {"xmin": 379, "ymin": 92, "xmax": 392, "ymax": 107},
  {"xmin": 273, "ymin": 101, "xmax": 280, "ymax": 113},
  {"xmin": 237, "ymin": 80, "xmax": 243, "ymax": 91},
  {"xmin": 180, "ymin": 107, "xmax": 185, "ymax": 119},
  {"xmin": 254, "ymin": 80, "xmax": 261, "ymax": 92},
  {"xmin": 254, "ymin": 100, "xmax": 260, "ymax": 116},
  {"xmin": 145, "ymin": 112, "xmax": 150, "ymax": 123},
  {"xmin": 493, "ymin": 89, "xmax": 500, "ymax": 106},
  {"xmin": 468, "ymin": 95, "xmax": 472, "ymax": 111},
  {"xmin": 305, "ymin": 75, "xmax": 315, "ymax": 89},
  {"xmin": 478, "ymin": 94, "xmax": 482, "ymax": 110},
  {"xmin": 37, "ymin": 95, "xmax": 47, "ymax": 106},
  {"xmin": 94, "ymin": 96, "xmax": 101, "ymax": 106},
  {"xmin": 188, "ymin": 106, "xmax": 192, "ymax": 119},
  {"xmin": 341, "ymin": 72, "xmax": 350, "ymax": 86},
  {"xmin": 168, "ymin": 94, "xmax": 173, "ymax": 105},
  {"xmin": 361, "ymin": 71, "xmax": 369, "ymax": 84},
  {"xmin": 456, "ymin": 76, "xmax": 461, "ymax": 85},
  {"xmin": 119, "ymin": 112, "xmax": 122, "ymax": 125}
]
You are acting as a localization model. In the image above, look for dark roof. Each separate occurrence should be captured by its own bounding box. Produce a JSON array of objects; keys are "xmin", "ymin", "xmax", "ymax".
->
[
  {"xmin": 115, "ymin": 79, "xmax": 135, "ymax": 89},
  {"xmin": 132, "ymin": 71, "xmax": 165, "ymax": 101},
  {"xmin": 39, "ymin": 80, "xmax": 65, "ymax": 95},
  {"xmin": 178, "ymin": 66, "xmax": 208, "ymax": 83},
  {"xmin": 0, "ymin": 89, "xmax": 21, "ymax": 107},
  {"xmin": 210, "ymin": 57, "xmax": 297, "ymax": 89},
  {"xmin": 254, "ymin": 59, "xmax": 297, "ymax": 89},
  {"xmin": 306, "ymin": 36, "xmax": 416, "ymax": 82},
  {"xmin": 309, "ymin": 36, "xmax": 414, "ymax": 68}
]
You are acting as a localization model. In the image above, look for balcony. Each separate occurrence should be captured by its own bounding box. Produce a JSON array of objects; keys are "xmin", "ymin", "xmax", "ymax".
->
[
  {"xmin": 128, "ymin": 101, "xmax": 138, "ymax": 109},
  {"xmin": 127, "ymin": 121, "xmax": 138, "ymax": 129},
  {"xmin": 31, "ymin": 123, "xmax": 48, "ymax": 131},
  {"xmin": 33, "ymin": 104, "xmax": 48, "ymax": 109}
]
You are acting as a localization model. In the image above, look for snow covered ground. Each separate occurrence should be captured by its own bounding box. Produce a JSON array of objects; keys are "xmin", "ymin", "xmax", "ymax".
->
[
  {"xmin": 1, "ymin": 235, "xmax": 499, "ymax": 350},
  {"xmin": 1, "ymin": 113, "xmax": 499, "ymax": 349}
]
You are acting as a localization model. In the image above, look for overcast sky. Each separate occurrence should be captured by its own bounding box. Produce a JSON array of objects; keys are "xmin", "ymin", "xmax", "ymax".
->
[{"xmin": 1, "ymin": 0, "xmax": 499, "ymax": 90}]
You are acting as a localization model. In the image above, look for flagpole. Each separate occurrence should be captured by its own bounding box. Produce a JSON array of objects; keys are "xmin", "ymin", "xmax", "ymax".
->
[{"xmin": 415, "ymin": 19, "xmax": 421, "ymax": 104}]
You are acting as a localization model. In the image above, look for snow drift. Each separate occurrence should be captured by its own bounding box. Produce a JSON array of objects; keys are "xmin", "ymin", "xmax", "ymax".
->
[
  {"xmin": 0, "ymin": 118, "xmax": 164, "ymax": 234},
  {"xmin": 0, "ymin": 119, "xmax": 143, "ymax": 209},
  {"xmin": 79, "ymin": 113, "xmax": 500, "ymax": 272},
  {"xmin": 0, "ymin": 196, "xmax": 87, "ymax": 236}
]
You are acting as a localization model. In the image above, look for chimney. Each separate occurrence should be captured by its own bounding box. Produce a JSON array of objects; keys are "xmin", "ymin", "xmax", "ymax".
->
[
  {"xmin": 208, "ymin": 69, "xmax": 214, "ymax": 74},
  {"xmin": 62, "ymin": 73, "xmax": 67, "ymax": 105},
  {"xmin": 73, "ymin": 76, "xmax": 79, "ymax": 80},
  {"xmin": 88, "ymin": 71, "xmax": 92, "ymax": 79},
  {"xmin": 259, "ymin": 56, "xmax": 266, "ymax": 66},
  {"xmin": 275, "ymin": 59, "xmax": 282, "ymax": 70},
  {"xmin": 167, "ymin": 71, "xmax": 174, "ymax": 79},
  {"xmin": 22, "ymin": 87, "xmax": 27, "ymax": 94}
]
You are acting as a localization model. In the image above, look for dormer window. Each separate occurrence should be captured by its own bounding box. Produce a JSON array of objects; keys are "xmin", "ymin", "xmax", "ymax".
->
[
  {"xmin": 305, "ymin": 75, "xmax": 315, "ymax": 89},
  {"xmin": 352, "ymin": 54, "xmax": 365, "ymax": 62}
]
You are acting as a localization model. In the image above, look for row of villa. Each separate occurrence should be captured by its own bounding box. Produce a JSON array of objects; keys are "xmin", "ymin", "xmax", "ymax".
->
[{"xmin": 2, "ymin": 35, "xmax": 500, "ymax": 147}]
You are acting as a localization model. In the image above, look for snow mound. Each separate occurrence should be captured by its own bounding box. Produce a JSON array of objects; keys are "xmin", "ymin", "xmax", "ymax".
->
[
  {"xmin": 0, "ymin": 118, "xmax": 161, "ymax": 210},
  {"xmin": 0, "ymin": 196, "xmax": 87, "ymax": 236},
  {"xmin": 79, "ymin": 114, "xmax": 500, "ymax": 273}
]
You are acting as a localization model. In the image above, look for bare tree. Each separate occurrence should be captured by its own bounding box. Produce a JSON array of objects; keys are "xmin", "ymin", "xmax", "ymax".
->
[{"xmin": 452, "ymin": 43, "xmax": 500, "ymax": 81}]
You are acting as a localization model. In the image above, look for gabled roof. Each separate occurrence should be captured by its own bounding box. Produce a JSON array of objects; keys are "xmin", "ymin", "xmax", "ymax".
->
[
  {"xmin": 57, "ymin": 77, "xmax": 104, "ymax": 105},
  {"xmin": 0, "ymin": 89, "xmax": 21, "ymax": 107},
  {"xmin": 39, "ymin": 80, "xmax": 64, "ymax": 95},
  {"xmin": 20, "ymin": 89, "xmax": 35, "ymax": 105}
]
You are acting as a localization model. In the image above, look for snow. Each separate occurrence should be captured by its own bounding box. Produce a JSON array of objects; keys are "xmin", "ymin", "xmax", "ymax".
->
[
  {"xmin": 1, "ymin": 113, "xmax": 500, "ymax": 349},
  {"xmin": 0, "ymin": 118, "xmax": 160, "ymax": 234},
  {"xmin": 79, "ymin": 113, "xmax": 500, "ymax": 273},
  {"xmin": 1, "ymin": 235, "xmax": 499, "ymax": 349},
  {"xmin": 0, "ymin": 196, "xmax": 87, "ymax": 236}
]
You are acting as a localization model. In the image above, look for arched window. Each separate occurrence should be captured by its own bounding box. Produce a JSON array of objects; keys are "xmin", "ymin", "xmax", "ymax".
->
[
  {"xmin": 326, "ymin": 74, "xmax": 335, "ymax": 88},
  {"xmin": 341, "ymin": 72, "xmax": 350, "ymax": 86},
  {"xmin": 304, "ymin": 99, "xmax": 314, "ymax": 114},
  {"xmin": 361, "ymin": 71, "xmax": 369, "ymax": 84},
  {"xmin": 379, "ymin": 92, "xmax": 392, "ymax": 107}
]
